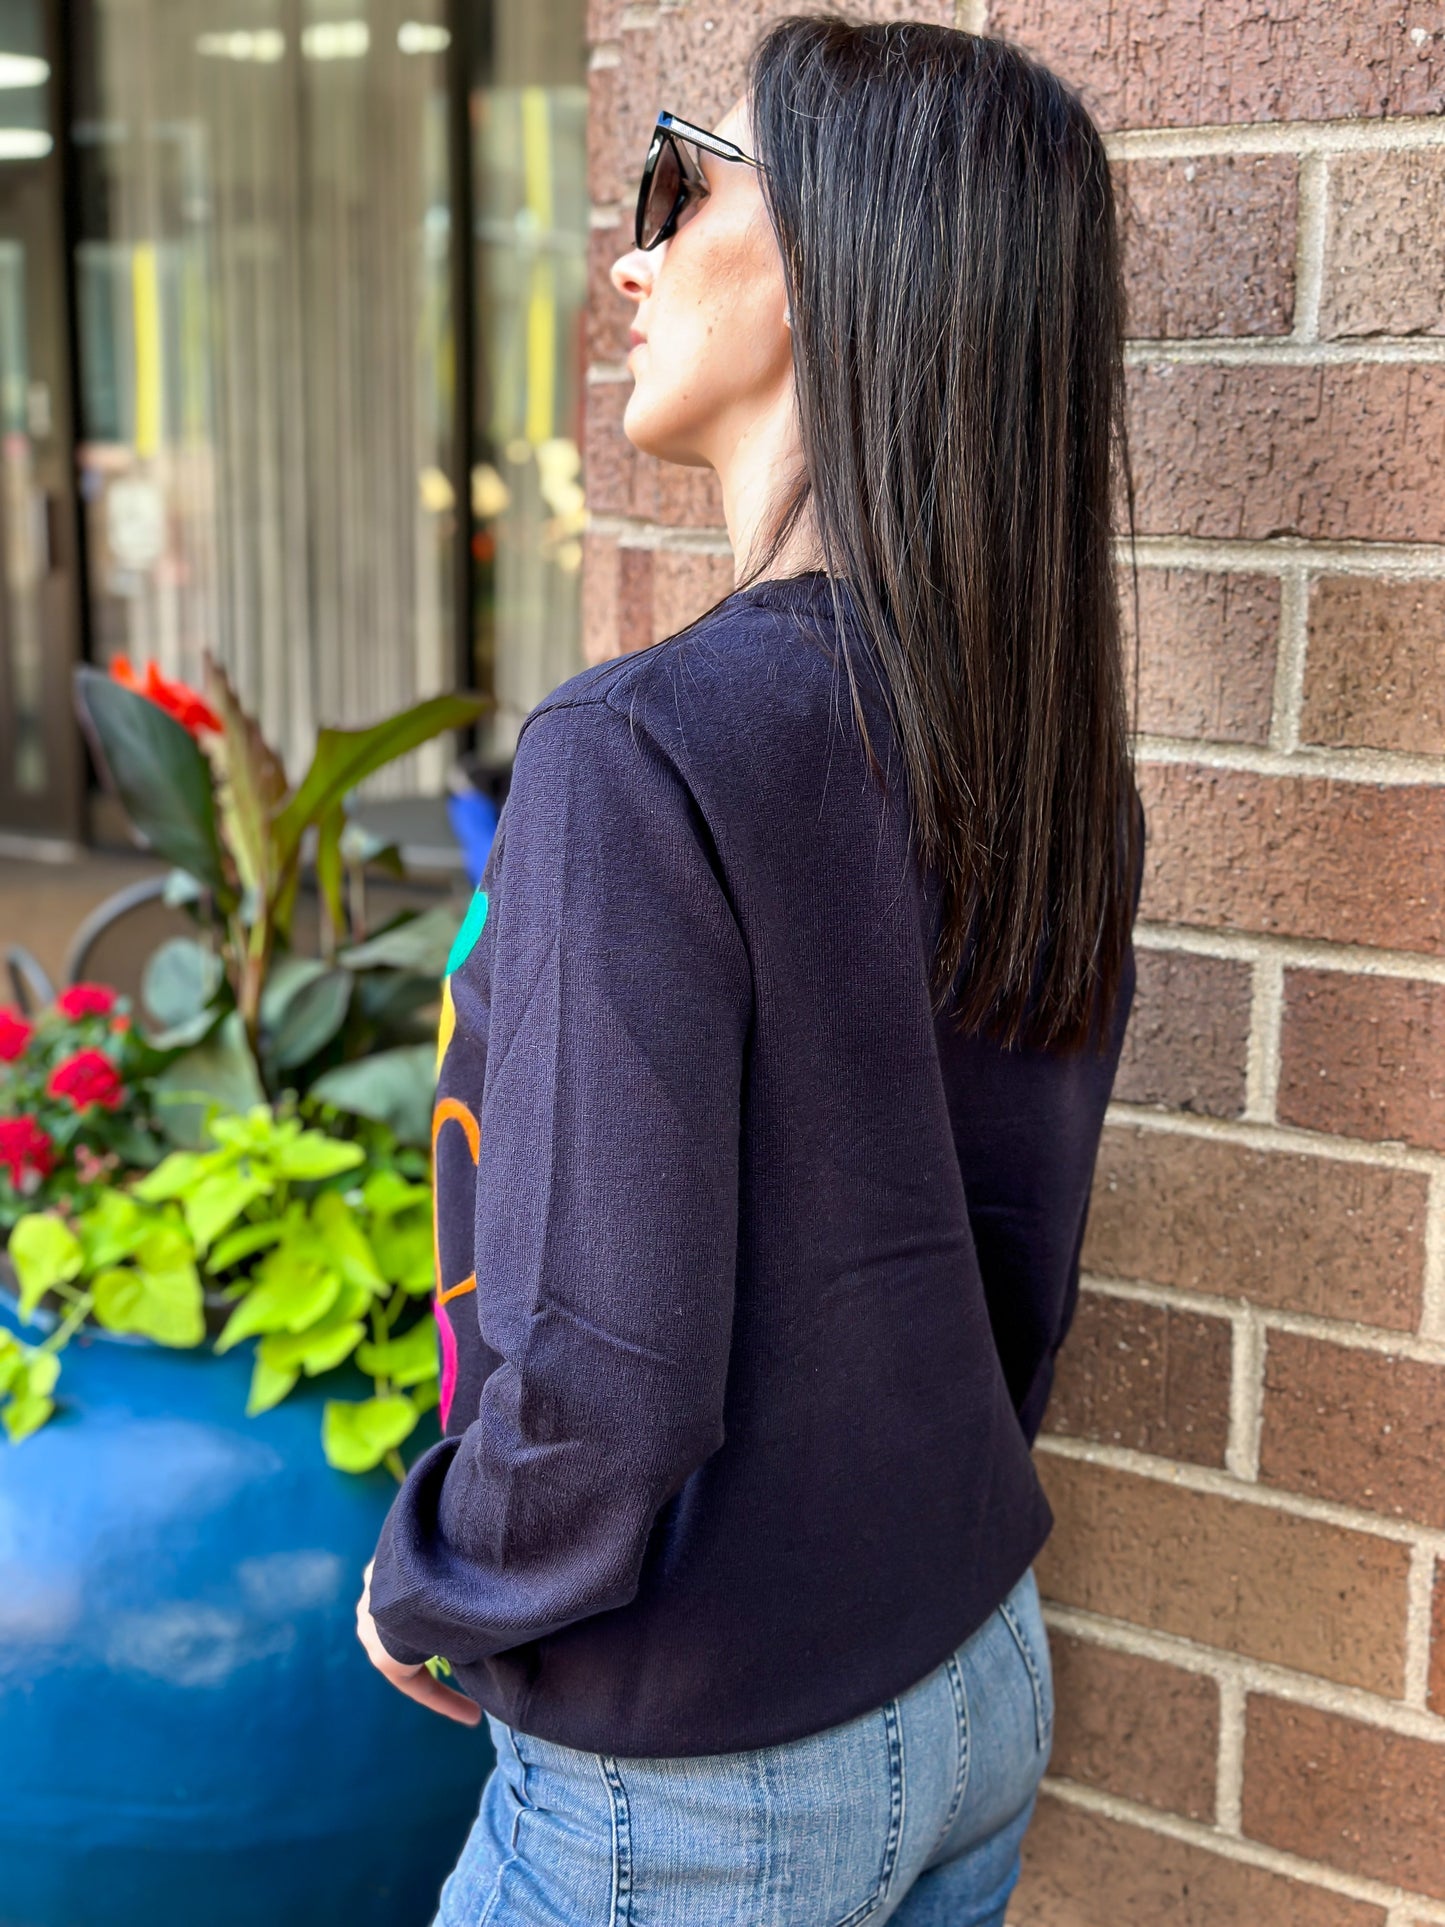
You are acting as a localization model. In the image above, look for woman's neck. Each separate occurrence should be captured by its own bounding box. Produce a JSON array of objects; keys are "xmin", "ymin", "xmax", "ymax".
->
[{"xmin": 712, "ymin": 385, "xmax": 826, "ymax": 586}]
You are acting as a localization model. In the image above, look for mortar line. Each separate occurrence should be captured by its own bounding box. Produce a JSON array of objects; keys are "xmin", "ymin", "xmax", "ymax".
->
[
  {"xmin": 956, "ymin": 0, "xmax": 987, "ymax": 29},
  {"xmin": 1423, "ymin": 1172, "xmax": 1445, "ymax": 1343},
  {"xmin": 1215, "ymin": 1673, "xmax": 1247, "ymax": 1832},
  {"xmin": 1078, "ymin": 1271, "xmax": 1445, "ymax": 1368},
  {"xmin": 1267, "ymin": 565, "xmax": 1310, "ymax": 751},
  {"xmin": 1225, "ymin": 1307, "xmax": 1266, "ymax": 1482},
  {"xmin": 1041, "ymin": 1602, "xmax": 1445, "ymax": 1742},
  {"xmin": 583, "ymin": 516, "xmax": 734, "ymax": 554},
  {"xmin": 1106, "ymin": 114, "xmax": 1445, "ymax": 159},
  {"xmin": 1125, "ymin": 335, "xmax": 1445, "ymax": 363},
  {"xmin": 1036, "ymin": 1431, "xmax": 1445, "ymax": 1553},
  {"xmin": 1133, "ymin": 920, "xmax": 1445, "ymax": 985},
  {"xmin": 1290, "ymin": 152, "xmax": 1329, "ymax": 342},
  {"xmin": 1035, "ymin": 1777, "xmax": 1445, "ymax": 1918},
  {"xmin": 1135, "ymin": 731, "xmax": 1445, "ymax": 784},
  {"xmin": 1404, "ymin": 1542, "xmax": 1439, "ymax": 1710},
  {"xmin": 1117, "ymin": 534, "xmax": 1445, "ymax": 574},
  {"xmin": 1243, "ymin": 953, "xmax": 1285, "ymax": 1123},
  {"xmin": 1104, "ymin": 1098, "xmax": 1445, "ymax": 1176}
]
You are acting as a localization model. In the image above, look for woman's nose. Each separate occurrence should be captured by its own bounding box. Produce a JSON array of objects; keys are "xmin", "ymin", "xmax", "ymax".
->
[{"xmin": 610, "ymin": 247, "xmax": 653, "ymax": 306}]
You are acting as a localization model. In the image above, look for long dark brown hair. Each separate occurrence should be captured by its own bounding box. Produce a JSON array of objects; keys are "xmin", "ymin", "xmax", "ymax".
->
[{"xmin": 676, "ymin": 15, "xmax": 1140, "ymax": 1051}]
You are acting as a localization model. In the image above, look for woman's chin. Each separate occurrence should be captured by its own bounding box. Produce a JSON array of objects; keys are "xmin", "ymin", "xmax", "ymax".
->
[{"xmin": 621, "ymin": 391, "xmax": 695, "ymax": 467}]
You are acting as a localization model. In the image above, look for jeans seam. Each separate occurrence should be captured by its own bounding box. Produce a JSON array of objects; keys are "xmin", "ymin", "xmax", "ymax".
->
[
  {"xmin": 506, "ymin": 1726, "xmax": 528, "ymax": 1850},
  {"xmin": 471, "ymin": 1729, "xmax": 528, "ymax": 1927},
  {"xmin": 999, "ymin": 1598, "xmax": 1050, "ymax": 1751},
  {"xmin": 831, "ymin": 1699, "xmax": 905, "ymax": 1927},
  {"xmin": 938, "ymin": 1653, "xmax": 970, "ymax": 1846},
  {"xmin": 598, "ymin": 1755, "xmax": 633, "ymax": 1927}
]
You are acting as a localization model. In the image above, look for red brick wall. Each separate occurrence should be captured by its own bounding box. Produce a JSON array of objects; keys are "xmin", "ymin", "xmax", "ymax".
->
[{"xmin": 583, "ymin": 6, "xmax": 1445, "ymax": 1922}]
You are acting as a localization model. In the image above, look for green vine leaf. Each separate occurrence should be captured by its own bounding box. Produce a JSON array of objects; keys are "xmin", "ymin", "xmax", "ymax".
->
[
  {"xmin": 322, "ymin": 1392, "xmax": 419, "ymax": 1473},
  {"xmin": 258, "ymin": 1315, "xmax": 366, "ymax": 1378},
  {"xmin": 214, "ymin": 1264, "xmax": 342, "ymax": 1354},
  {"xmin": 90, "ymin": 1229, "xmax": 204, "ymax": 1347},
  {"xmin": 245, "ymin": 1351, "xmax": 299, "ymax": 1416},
  {"xmin": 9, "ymin": 1213, "xmax": 84, "ymax": 1317},
  {"xmin": 356, "ymin": 1318, "xmax": 438, "ymax": 1388},
  {"xmin": 271, "ymin": 1133, "xmax": 366, "ymax": 1183}
]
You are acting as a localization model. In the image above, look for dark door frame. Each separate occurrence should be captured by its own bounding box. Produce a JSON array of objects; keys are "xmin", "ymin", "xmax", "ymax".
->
[{"xmin": 0, "ymin": 0, "xmax": 85, "ymax": 847}]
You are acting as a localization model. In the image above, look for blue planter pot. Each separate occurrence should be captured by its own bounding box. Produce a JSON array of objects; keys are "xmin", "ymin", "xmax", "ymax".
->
[{"xmin": 0, "ymin": 1293, "xmax": 491, "ymax": 1927}]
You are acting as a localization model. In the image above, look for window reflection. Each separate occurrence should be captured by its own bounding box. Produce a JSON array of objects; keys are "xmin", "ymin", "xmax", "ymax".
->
[{"xmin": 470, "ymin": 2, "xmax": 588, "ymax": 760}]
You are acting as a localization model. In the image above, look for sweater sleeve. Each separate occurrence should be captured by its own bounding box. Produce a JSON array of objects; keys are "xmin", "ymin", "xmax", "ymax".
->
[{"xmin": 366, "ymin": 694, "xmax": 752, "ymax": 1670}]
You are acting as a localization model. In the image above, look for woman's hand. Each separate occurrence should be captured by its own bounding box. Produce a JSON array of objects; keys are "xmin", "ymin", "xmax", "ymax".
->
[{"xmin": 355, "ymin": 1559, "xmax": 482, "ymax": 1726}]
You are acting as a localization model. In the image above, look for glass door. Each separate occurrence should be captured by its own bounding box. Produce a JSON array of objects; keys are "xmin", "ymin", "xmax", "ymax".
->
[{"xmin": 0, "ymin": 2, "xmax": 81, "ymax": 842}]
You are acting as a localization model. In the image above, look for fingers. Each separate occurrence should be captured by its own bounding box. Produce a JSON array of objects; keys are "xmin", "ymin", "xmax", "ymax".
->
[
  {"xmin": 391, "ymin": 1668, "xmax": 484, "ymax": 1726},
  {"xmin": 355, "ymin": 1562, "xmax": 479, "ymax": 1724}
]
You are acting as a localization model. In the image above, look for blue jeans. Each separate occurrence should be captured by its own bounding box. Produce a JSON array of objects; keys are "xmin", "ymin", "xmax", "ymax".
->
[{"xmin": 430, "ymin": 1563, "xmax": 1054, "ymax": 1927}]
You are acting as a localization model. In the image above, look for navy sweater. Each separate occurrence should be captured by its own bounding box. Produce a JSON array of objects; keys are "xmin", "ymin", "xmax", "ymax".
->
[{"xmin": 368, "ymin": 569, "xmax": 1140, "ymax": 1757}]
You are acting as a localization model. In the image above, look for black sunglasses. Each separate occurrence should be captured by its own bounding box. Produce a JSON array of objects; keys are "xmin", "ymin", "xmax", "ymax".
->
[{"xmin": 634, "ymin": 110, "xmax": 765, "ymax": 251}]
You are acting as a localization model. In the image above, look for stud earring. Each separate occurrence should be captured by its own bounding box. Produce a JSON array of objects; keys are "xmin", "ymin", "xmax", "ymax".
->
[{"xmin": 784, "ymin": 306, "xmax": 792, "ymax": 328}]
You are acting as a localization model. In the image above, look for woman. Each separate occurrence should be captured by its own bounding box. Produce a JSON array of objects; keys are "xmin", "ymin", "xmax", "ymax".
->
[{"xmin": 357, "ymin": 14, "xmax": 1143, "ymax": 1925}]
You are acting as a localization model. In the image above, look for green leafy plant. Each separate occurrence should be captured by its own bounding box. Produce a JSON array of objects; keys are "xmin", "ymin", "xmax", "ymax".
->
[
  {"xmin": 4, "ymin": 1104, "xmax": 439, "ymax": 1473},
  {"xmin": 75, "ymin": 656, "xmax": 486, "ymax": 1147}
]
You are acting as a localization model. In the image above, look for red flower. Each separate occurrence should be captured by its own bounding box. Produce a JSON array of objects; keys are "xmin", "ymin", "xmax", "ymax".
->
[
  {"xmin": 0, "ymin": 1006, "xmax": 31, "ymax": 1063},
  {"xmin": 111, "ymin": 657, "xmax": 222, "ymax": 737},
  {"xmin": 55, "ymin": 983, "xmax": 119, "ymax": 1022},
  {"xmin": 46, "ymin": 1048, "xmax": 125, "ymax": 1113},
  {"xmin": 0, "ymin": 1117, "xmax": 56, "ymax": 1188}
]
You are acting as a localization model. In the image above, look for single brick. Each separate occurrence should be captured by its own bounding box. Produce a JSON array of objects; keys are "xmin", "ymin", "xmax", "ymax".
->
[
  {"xmin": 1036, "ymin": 1455, "xmax": 1412, "ymax": 1695},
  {"xmin": 990, "ymin": 0, "xmax": 1445, "ymax": 129},
  {"xmin": 1014, "ymin": 1793, "xmax": 1387, "ymax": 1927},
  {"xmin": 1118, "ymin": 155, "xmax": 1297, "ymax": 339},
  {"xmin": 1301, "ymin": 576, "xmax": 1445, "ymax": 757},
  {"xmin": 1139, "ymin": 762, "xmax": 1445, "ymax": 956},
  {"xmin": 1085, "ymin": 1125, "xmax": 1426, "ymax": 1330},
  {"xmin": 1125, "ymin": 567, "xmax": 1279, "ymax": 745},
  {"xmin": 1320, "ymin": 149, "xmax": 1445, "ymax": 339},
  {"xmin": 1259, "ymin": 1330, "xmax": 1445, "ymax": 1529},
  {"xmin": 1113, "ymin": 948, "xmax": 1251, "ymax": 1118},
  {"xmin": 1044, "ymin": 1289, "xmax": 1233, "ymax": 1468},
  {"xmin": 1278, "ymin": 970, "xmax": 1445, "ymax": 1153},
  {"xmin": 1048, "ymin": 1634, "xmax": 1219, "ymax": 1821},
  {"xmin": 1430, "ymin": 1559, "xmax": 1445, "ymax": 1718},
  {"xmin": 1244, "ymin": 1695, "xmax": 1445, "ymax": 1900},
  {"xmin": 1127, "ymin": 363, "xmax": 1445, "ymax": 544}
]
